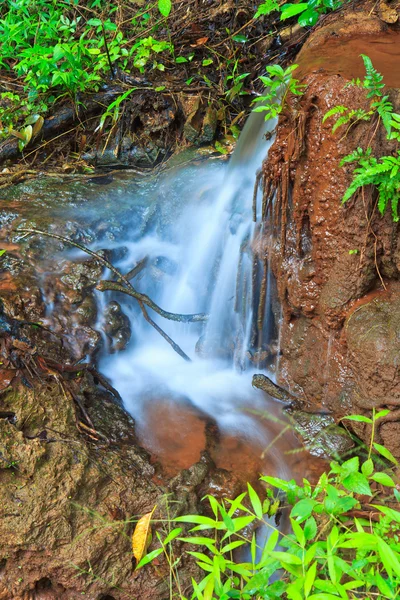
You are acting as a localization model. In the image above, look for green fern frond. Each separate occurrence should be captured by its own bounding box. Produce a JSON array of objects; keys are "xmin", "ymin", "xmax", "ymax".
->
[
  {"xmin": 332, "ymin": 114, "xmax": 351, "ymax": 133},
  {"xmin": 340, "ymin": 147, "xmax": 370, "ymax": 166},
  {"xmin": 360, "ymin": 54, "xmax": 384, "ymax": 98},
  {"xmin": 322, "ymin": 105, "xmax": 348, "ymax": 123}
]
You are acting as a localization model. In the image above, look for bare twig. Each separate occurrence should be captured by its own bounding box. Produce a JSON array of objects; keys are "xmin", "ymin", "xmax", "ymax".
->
[{"xmin": 137, "ymin": 300, "xmax": 190, "ymax": 362}]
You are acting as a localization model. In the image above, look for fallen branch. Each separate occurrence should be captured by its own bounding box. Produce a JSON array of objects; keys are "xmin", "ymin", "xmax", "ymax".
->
[
  {"xmin": 16, "ymin": 228, "xmax": 203, "ymax": 360},
  {"xmin": 97, "ymin": 280, "xmax": 207, "ymax": 323}
]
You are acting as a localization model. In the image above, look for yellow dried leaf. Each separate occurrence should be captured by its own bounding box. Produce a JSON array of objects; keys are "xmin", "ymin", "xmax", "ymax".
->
[{"xmin": 132, "ymin": 505, "xmax": 156, "ymax": 568}]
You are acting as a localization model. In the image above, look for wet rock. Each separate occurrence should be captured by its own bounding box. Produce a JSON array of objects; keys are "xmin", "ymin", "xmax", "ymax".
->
[
  {"xmin": 183, "ymin": 100, "xmax": 217, "ymax": 144},
  {"xmin": 345, "ymin": 285, "xmax": 400, "ymax": 409},
  {"xmin": 74, "ymin": 294, "xmax": 98, "ymax": 326},
  {"xmin": 0, "ymin": 368, "xmax": 206, "ymax": 600},
  {"xmin": 103, "ymin": 300, "xmax": 131, "ymax": 352},
  {"xmin": 60, "ymin": 259, "xmax": 104, "ymax": 304},
  {"xmin": 288, "ymin": 410, "xmax": 354, "ymax": 460},
  {"xmin": 378, "ymin": 0, "xmax": 398, "ymax": 23}
]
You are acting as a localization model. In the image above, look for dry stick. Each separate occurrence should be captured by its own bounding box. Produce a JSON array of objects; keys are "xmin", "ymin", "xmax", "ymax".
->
[
  {"xmin": 16, "ymin": 228, "xmax": 205, "ymax": 360},
  {"xmin": 124, "ymin": 256, "xmax": 149, "ymax": 280}
]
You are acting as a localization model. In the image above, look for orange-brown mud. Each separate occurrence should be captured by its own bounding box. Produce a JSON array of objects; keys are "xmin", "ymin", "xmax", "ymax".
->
[{"xmin": 261, "ymin": 12, "xmax": 400, "ymax": 454}]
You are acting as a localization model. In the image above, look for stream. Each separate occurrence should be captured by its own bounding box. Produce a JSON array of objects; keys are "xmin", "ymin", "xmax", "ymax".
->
[{"xmin": 3, "ymin": 108, "xmax": 324, "ymax": 486}]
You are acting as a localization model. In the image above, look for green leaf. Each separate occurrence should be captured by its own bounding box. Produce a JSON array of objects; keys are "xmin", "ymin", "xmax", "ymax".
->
[
  {"xmin": 291, "ymin": 518, "xmax": 306, "ymax": 547},
  {"xmin": 136, "ymin": 546, "xmax": 163, "ymax": 569},
  {"xmin": 175, "ymin": 56, "xmax": 188, "ymax": 63},
  {"xmin": 290, "ymin": 498, "xmax": 316, "ymax": 521},
  {"xmin": 270, "ymin": 551, "xmax": 303, "ymax": 565},
  {"xmin": 375, "ymin": 409, "xmax": 390, "ymax": 419},
  {"xmin": 373, "ymin": 442, "xmax": 398, "ymax": 464},
  {"xmin": 202, "ymin": 58, "xmax": 213, "ymax": 66},
  {"xmin": 370, "ymin": 472, "xmax": 396, "ymax": 487},
  {"xmin": 341, "ymin": 414, "xmax": 372, "ymax": 424},
  {"xmin": 163, "ymin": 527, "xmax": 182, "ymax": 544},
  {"xmin": 361, "ymin": 459, "xmax": 374, "ymax": 477},
  {"xmin": 342, "ymin": 472, "xmax": 372, "ymax": 496},
  {"xmin": 175, "ymin": 515, "xmax": 217, "ymax": 526},
  {"xmin": 304, "ymin": 517, "xmax": 318, "ymax": 541},
  {"xmin": 158, "ymin": 0, "xmax": 172, "ymax": 17},
  {"xmin": 298, "ymin": 8, "xmax": 319, "ymax": 26},
  {"xmin": 340, "ymin": 456, "xmax": 360, "ymax": 474},
  {"xmin": 221, "ymin": 540, "xmax": 246, "ymax": 554},
  {"xmin": 375, "ymin": 572, "xmax": 394, "ymax": 597},
  {"xmin": 0, "ymin": 250, "xmax": 6, "ymax": 257},
  {"xmin": 247, "ymin": 483, "xmax": 263, "ymax": 519},
  {"xmin": 280, "ymin": 3, "xmax": 308, "ymax": 19},
  {"xmin": 232, "ymin": 34, "xmax": 247, "ymax": 43}
]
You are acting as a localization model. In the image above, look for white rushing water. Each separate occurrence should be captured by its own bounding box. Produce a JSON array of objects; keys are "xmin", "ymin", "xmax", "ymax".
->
[{"xmin": 94, "ymin": 110, "xmax": 290, "ymax": 470}]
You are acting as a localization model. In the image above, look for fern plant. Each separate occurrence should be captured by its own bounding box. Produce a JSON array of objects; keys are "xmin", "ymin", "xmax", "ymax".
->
[
  {"xmin": 341, "ymin": 148, "xmax": 400, "ymax": 222},
  {"xmin": 324, "ymin": 55, "xmax": 400, "ymax": 222},
  {"xmin": 324, "ymin": 54, "xmax": 400, "ymax": 140}
]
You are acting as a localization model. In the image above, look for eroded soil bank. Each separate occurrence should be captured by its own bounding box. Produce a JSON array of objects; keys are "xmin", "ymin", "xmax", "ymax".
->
[{"xmin": 263, "ymin": 11, "xmax": 400, "ymax": 454}]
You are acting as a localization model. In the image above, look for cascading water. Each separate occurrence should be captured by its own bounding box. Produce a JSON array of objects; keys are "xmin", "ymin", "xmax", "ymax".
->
[{"xmin": 93, "ymin": 109, "xmax": 295, "ymax": 477}]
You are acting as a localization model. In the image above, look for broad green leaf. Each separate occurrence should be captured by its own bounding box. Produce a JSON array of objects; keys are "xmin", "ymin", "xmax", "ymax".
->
[
  {"xmin": 342, "ymin": 472, "xmax": 372, "ymax": 496},
  {"xmin": 370, "ymin": 472, "xmax": 396, "ymax": 487},
  {"xmin": 375, "ymin": 409, "xmax": 390, "ymax": 420},
  {"xmin": 361, "ymin": 459, "xmax": 374, "ymax": 477},
  {"xmin": 298, "ymin": 8, "xmax": 319, "ymax": 26},
  {"xmin": 232, "ymin": 34, "xmax": 248, "ymax": 43},
  {"xmin": 158, "ymin": 0, "xmax": 172, "ymax": 17},
  {"xmin": 291, "ymin": 498, "xmax": 316, "ymax": 521},
  {"xmin": 341, "ymin": 456, "xmax": 360, "ymax": 474},
  {"xmin": 175, "ymin": 515, "xmax": 217, "ymax": 526},
  {"xmin": 371, "ymin": 504, "xmax": 400, "ymax": 523},
  {"xmin": 291, "ymin": 518, "xmax": 306, "ymax": 547},
  {"xmin": 163, "ymin": 527, "xmax": 182, "ymax": 544},
  {"xmin": 221, "ymin": 540, "xmax": 246, "ymax": 554},
  {"xmin": 178, "ymin": 537, "xmax": 218, "ymax": 552},
  {"xmin": 280, "ymin": 3, "xmax": 308, "ymax": 19},
  {"xmin": 377, "ymin": 537, "xmax": 400, "ymax": 577},
  {"xmin": 270, "ymin": 551, "xmax": 303, "ymax": 565}
]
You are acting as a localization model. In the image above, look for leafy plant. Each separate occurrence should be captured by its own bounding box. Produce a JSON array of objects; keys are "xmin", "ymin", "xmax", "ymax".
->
[
  {"xmin": 255, "ymin": 0, "xmax": 343, "ymax": 27},
  {"xmin": 138, "ymin": 411, "xmax": 400, "ymax": 600},
  {"xmin": 252, "ymin": 64, "xmax": 305, "ymax": 121},
  {"xmin": 130, "ymin": 36, "xmax": 173, "ymax": 72},
  {"xmin": 340, "ymin": 148, "xmax": 400, "ymax": 221},
  {"xmin": 324, "ymin": 55, "xmax": 400, "ymax": 221}
]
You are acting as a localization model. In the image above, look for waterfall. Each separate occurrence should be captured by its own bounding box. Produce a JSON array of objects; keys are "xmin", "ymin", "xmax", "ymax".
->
[{"xmin": 97, "ymin": 109, "xmax": 290, "ymax": 473}]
